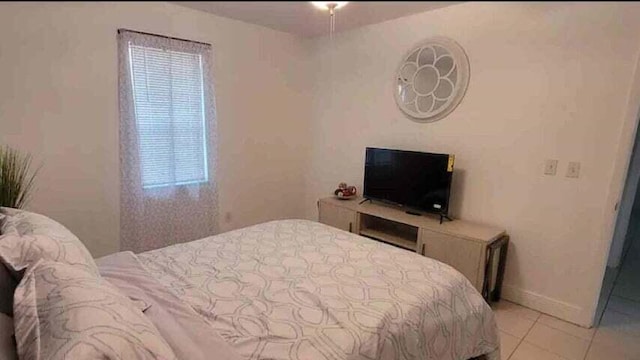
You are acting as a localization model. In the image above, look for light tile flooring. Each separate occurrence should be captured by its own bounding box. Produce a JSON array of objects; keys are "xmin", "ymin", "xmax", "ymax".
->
[
  {"xmin": 492, "ymin": 299, "xmax": 640, "ymax": 360},
  {"xmin": 494, "ymin": 230, "xmax": 640, "ymax": 359}
]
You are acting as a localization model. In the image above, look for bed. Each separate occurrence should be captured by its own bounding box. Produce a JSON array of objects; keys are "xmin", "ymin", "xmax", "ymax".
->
[
  {"xmin": 100, "ymin": 219, "xmax": 500, "ymax": 360},
  {"xmin": 1, "ymin": 210, "xmax": 499, "ymax": 360}
]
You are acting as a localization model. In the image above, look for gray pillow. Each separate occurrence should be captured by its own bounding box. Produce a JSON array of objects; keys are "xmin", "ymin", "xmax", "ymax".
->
[
  {"xmin": 0, "ymin": 210, "xmax": 16, "ymax": 317},
  {"xmin": 0, "ymin": 312, "xmax": 17, "ymax": 360},
  {"xmin": 0, "ymin": 264, "xmax": 16, "ymax": 316}
]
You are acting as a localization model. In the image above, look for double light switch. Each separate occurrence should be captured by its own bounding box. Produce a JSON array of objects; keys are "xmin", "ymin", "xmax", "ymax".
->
[{"xmin": 544, "ymin": 159, "xmax": 580, "ymax": 178}]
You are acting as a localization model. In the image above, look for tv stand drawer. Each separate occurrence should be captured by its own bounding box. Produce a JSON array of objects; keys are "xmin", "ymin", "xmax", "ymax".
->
[
  {"xmin": 318, "ymin": 200, "xmax": 357, "ymax": 233},
  {"xmin": 419, "ymin": 229, "xmax": 485, "ymax": 291}
]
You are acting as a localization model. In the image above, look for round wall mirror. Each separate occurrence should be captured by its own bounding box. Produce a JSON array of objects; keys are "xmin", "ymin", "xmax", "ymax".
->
[{"xmin": 394, "ymin": 37, "xmax": 470, "ymax": 123}]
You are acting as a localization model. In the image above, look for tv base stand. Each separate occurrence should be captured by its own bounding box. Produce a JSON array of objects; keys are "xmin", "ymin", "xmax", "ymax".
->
[
  {"xmin": 401, "ymin": 210, "xmax": 452, "ymax": 224},
  {"xmin": 318, "ymin": 196, "xmax": 508, "ymax": 302},
  {"xmin": 439, "ymin": 213, "xmax": 453, "ymax": 224}
]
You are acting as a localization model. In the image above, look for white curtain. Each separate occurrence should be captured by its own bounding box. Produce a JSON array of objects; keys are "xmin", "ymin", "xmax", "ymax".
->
[{"xmin": 118, "ymin": 30, "xmax": 218, "ymax": 253}]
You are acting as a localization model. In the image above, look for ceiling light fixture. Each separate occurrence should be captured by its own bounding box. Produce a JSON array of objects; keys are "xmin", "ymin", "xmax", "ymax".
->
[
  {"xmin": 312, "ymin": 2, "xmax": 347, "ymax": 113},
  {"xmin": 311, "ymin": 1, "xmax": 349, "ymax": 11},
  {"xmin": 311, "ymin": 2, "xmax": 349, "ymax": 39}
]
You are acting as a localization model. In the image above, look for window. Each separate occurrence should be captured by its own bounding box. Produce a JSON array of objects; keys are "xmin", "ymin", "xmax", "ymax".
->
[
  {"xmin": 119, "ymin": 30, "xmax": 218, "ymax": 251},
  {"xmin": 127, "ymin": 42, "xmax": 209, "ymax": 188}
]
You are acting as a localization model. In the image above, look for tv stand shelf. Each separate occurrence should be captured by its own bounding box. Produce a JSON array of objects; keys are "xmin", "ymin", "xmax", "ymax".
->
[
  {"xmin": 357, "ymin": 201, "xmax": 502, "ymax": 243},
  {"xmin": 359, "ymin": 228, "xmax": 416, "ymax": 251},
  {"xmin": 318, "ymin": 196, "xmax": 509, "ymax": 302},
  {"xmin": 359, "ymin": 213, "xmax": 419, "ymax": 251}
]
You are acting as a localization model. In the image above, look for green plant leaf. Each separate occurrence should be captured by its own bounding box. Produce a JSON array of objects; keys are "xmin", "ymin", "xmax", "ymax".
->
[{"xmin": 0, "ymin": 145, "xmax": 40, "ymax": 209}]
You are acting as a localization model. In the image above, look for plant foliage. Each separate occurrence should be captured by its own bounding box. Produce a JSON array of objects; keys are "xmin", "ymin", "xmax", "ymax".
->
[{"xmin": 0, "ymin": 146, "xmax": 39, "ymax": 209}]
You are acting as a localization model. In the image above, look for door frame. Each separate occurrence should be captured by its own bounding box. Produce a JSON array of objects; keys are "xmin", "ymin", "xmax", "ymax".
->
[{"xmin": 589, "ymin": 50, "xmax": 640, "ymax": 326}]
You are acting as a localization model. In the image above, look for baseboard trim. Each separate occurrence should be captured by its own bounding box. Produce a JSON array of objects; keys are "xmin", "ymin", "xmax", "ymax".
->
[{"xmin": 502, "ymin": 284, "xmax": 590, "ymax": 327}]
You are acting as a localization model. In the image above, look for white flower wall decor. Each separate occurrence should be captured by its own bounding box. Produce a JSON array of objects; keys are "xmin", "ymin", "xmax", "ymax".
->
[{"xmin": 394, "ymin": 37, "xmax": 470, "ymax": 123}]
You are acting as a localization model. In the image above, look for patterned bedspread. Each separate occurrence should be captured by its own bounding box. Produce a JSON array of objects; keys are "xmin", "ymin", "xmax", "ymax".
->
[{"xmin": 137, "ymin": 220, "xmax": 500, "ymax": 360}]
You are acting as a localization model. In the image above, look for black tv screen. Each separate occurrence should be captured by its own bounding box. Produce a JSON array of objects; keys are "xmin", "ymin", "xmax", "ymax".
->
[{"xmin": 363, "ymin": 147, "xmax": 454, "ymax": 215}]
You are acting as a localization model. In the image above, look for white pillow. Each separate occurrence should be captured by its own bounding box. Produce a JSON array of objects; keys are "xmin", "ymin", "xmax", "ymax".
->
[
  {"xmin": 0, "ymin": 207, "xmax": 98, "ymax": 277},
  {"xmin": 0, "ymin": 208, "xmax": 21, "ymax": 235},
  {"xmin": 0, "ymin": 207, "xmax": 81, "ymax": 243},
  {"xmin": 0, "ymin": 233, "xmax": 99, "ymax": 278},
  {"xmin": 13, "ymin": 260, "xmax": 177, "ymax": 360}
]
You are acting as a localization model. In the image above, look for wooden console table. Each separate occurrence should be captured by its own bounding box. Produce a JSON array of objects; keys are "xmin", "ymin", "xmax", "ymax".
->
[{"xmin": 318, "ymin": 196, "xmax": 509, "ymax": 302}]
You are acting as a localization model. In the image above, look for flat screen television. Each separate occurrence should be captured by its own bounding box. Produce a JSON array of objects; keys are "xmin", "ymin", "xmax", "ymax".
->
[{"xmin": 363, "ymin": 147, "xmax": 454, "ymax": 217}]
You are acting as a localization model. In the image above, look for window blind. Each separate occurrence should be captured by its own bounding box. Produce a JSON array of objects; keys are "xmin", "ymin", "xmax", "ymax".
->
[{"xmin": 128, "ymin": 44, "xmax": 208, "ymax": 188}]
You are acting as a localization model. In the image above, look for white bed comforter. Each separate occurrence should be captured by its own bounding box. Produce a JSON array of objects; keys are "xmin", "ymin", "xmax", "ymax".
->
[{"xmin": 137, "ymin": 220, "xmax": 500, "ymax": 360}]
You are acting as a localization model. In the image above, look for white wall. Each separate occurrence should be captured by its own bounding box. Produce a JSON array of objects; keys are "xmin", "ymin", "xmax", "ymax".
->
[
  {"xmin": 305, "ymin": 2, "xmax": 640, "ymax": 326},
  {"xmin": 3, "ymin": 1, "xmax": 640, "ymax": 328},
  {"xmin": 0, "ymin": 2, "xmax": 311, "ymax": 257}
]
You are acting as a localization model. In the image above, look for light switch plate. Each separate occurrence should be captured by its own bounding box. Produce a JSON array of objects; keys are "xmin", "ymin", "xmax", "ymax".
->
[
  {"xmin": 567, "ymin": 161, "xmax": 580, "ymax": 178},
  {"xmin": 544, "ymin": 159, "xmax": 558, "ymax": 175}
]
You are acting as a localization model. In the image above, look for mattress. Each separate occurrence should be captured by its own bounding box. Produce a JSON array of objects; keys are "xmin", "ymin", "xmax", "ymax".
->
[{"xmin": 99, "ymin": 220, "xmax": 500, "ymax": 360}]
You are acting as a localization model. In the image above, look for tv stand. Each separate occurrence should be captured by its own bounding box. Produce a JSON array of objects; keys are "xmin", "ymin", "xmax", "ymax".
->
[
  {"xmin": 403, "ymin": 211, "xmax": 452, "ymax": 224},
  {"xmin": 318, "ymin": 196, "xmax": 509, "ymax": 302},
  {"xmin": 358, "ymin": 198, "xmax": 371, "ymax": 205},
  {"xmin": 439, "ymin": 213, "xmax": 452, "ymax": 224}
]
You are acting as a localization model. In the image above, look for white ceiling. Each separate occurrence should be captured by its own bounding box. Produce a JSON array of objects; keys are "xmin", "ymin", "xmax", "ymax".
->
[{"xmin": 174, "ymin": 2, "xmax": 459, "ymax": 38}]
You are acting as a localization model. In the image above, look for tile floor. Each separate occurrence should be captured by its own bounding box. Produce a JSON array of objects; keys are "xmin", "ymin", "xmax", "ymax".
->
[
  {"xmin": 493, "ymin": 227, "xmax": 640, "ymax": 359},
  {"xmin": 492, "ymin": 299, "xmax": 640, "ymax": 360}
]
